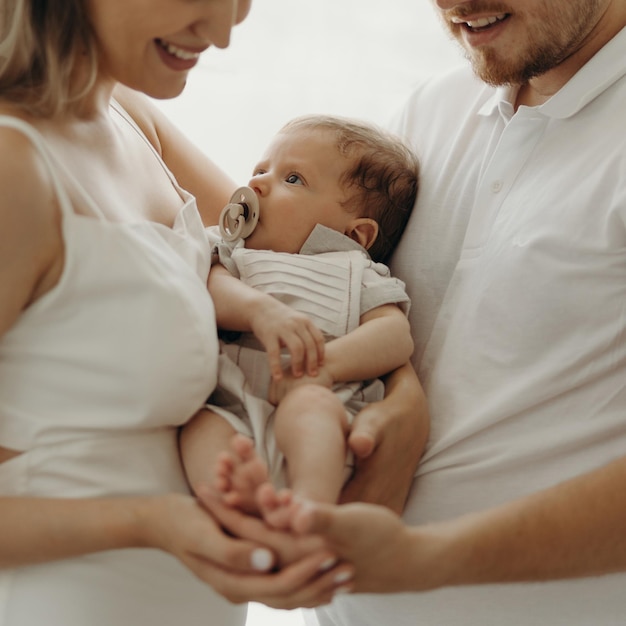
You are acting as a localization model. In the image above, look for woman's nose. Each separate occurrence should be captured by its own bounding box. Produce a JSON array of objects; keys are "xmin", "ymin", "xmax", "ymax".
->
[
  {"xmin": 193, "ymin": 0, "xmax": 250, "ymax": 49},
  {"xmin": 235, "ymin": 0, "xmax": 253, "ymax": 25}
]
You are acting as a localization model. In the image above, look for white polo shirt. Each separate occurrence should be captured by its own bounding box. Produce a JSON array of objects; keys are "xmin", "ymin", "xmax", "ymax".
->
[{"xmin": 315, "ymin": 26, "xmax": 626, "ymax": 626}]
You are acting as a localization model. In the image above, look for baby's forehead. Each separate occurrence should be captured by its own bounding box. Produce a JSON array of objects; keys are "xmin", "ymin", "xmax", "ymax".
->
[
  {"xmin": 256, "ymin": 127, "xmax": 352, "ymax": 186},
  {"xmin": 275, "ymin": 124, "xmax": 336, "ymax": 147},
  {"xmin": 262, "ymin": 126, "xmax": 343, "ymax": 163}
]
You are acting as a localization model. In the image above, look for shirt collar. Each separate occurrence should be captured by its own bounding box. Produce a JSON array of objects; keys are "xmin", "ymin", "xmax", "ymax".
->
[
  {"xmin": 478, "ymin": 25, "xmax": 626, "ymax": 121},
  {"xmin": 299, "ymin": 224, "xmax": 367, "ymax": 256}
]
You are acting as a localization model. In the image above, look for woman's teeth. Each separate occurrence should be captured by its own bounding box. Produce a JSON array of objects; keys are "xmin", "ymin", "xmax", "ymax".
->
[{"xmin": 157, "ymin": 39, "xmax": 200, "ymax": 61}]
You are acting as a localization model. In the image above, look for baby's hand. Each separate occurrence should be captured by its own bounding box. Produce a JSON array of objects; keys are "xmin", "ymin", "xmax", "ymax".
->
[
  {"xmin": 268, "ymin": 366, "xmax": 334, "ymax": 406},
  {"xmin": 249, "ymin": 298, "xmax": 325, "ymax": 380}
]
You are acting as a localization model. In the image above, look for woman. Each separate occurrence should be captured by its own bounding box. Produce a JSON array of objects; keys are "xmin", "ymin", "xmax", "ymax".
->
[{"xmin": 0, "ymin": 1, "xmax": 425, "ymax": 624}]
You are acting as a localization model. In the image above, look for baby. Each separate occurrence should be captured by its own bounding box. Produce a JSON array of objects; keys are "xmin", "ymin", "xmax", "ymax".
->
[{"xmin": 181, "ymin": 114, "xmax": 420, "ymax": 527}]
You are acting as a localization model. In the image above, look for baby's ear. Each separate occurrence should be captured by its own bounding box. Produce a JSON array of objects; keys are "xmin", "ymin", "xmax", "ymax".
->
[{"xmin": 345, "ymin": 218, "xmax": 379, "ymax": 250}]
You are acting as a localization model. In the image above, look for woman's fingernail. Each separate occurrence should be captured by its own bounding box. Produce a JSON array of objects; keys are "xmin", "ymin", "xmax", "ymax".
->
[
  {"xmin": 333, "ymin": 585, "xmax": 352, "ymax": 595},
  {"xmin": 334, "ymin": 570, "xmax": 353, "ymax": 584},
  {"xmin": 319, "ymin": 556, "xmax": 338, "ymax": 571},
  {"xmin": 298, "ymin": 500, "xmax": 314, "ymax": 515},
  {"xmin": 251, "ymin": 548, "xmax": 273, "ymax": 571}
]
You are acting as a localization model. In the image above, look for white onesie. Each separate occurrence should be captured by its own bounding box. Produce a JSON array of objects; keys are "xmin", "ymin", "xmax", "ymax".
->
[{"xmin": 207, "ymin": 224, "xmax": 410, "ymax": 484}]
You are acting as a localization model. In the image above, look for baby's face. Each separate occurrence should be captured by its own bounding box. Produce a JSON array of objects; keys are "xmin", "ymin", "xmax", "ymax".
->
[{"xmin": 243, "ymin": 127, "xmax": 354, "ymax": 253}]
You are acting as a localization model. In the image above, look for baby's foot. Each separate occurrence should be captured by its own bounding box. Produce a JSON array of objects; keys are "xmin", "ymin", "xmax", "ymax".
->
[
  {"xmin": 214, "ymin": 434, "xmax": 269, "ymax": 515},
  {"xmin": 256, "ymin": 482, "xmax": 302, "ymax": 530}
]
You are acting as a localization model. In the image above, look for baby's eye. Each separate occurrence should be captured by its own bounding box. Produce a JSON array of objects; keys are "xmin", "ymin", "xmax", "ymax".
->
[{"xmin": 286, "ymin": 173, "xmax": 303, "ymax": 185}]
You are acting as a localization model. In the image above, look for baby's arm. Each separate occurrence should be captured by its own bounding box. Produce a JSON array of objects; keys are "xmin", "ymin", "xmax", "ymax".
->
[
  {"xmin": 268, "ymin": 304, "xmax": 413, "ymax": 406},
  {"xmin": 208, "ymin": 264, "xmax": 325, "ymax": 379},
  {"xmin": 323, "ymin": 304, "xmax": 413, "ymax": 384}
]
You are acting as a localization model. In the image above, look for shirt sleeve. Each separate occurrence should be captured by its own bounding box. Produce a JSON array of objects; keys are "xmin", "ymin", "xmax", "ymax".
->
[{"xmin": 360, "ymin": 259, "xmax": 411, "ymax": 317}]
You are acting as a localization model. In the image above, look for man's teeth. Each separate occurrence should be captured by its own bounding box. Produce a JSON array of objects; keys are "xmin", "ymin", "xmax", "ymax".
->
[
  {"xmin": 452, "ymin": 13, "xmax": 507, "ymax": 28},
  {"xmin": 159, "ymin": 40, "xmax": 200, "ymax": 61}
]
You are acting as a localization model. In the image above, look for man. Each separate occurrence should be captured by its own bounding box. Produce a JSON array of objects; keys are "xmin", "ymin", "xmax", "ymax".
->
[{"xmin": 298, "ymin": 1, "xmax": 626, "ymax": 624}]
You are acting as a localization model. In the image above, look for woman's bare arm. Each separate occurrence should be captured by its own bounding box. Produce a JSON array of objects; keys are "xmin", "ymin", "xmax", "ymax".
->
[
  {"xmin": 0, "ymin": 126, "xmax": 64, "ymax": 462},
  {"xmin": 0, "ymin": 127, "xmax": 62, "ymax": 338}
]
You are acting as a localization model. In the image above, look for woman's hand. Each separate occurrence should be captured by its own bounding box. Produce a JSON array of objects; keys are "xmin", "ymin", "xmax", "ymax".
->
[
  {"xmin": 190, "ymin": 486, "xmax": 355, "ymax": 608},
  {"xmin": 138, "ymin": 492, "xmax": 275, "ymax": 575},
  {"xmin": 341, "ymin": 362, "xmax": 429, "ymax": 513},
  {"xmin": 137, "ymin": 490, "xmax": 353, "ymax": 608},
  {"xmin": 197, "ymin": 486, "xmax": 331, "ymax": 568}
]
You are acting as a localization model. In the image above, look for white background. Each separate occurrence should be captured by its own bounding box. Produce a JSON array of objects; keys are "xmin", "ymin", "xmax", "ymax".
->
[
  {"xmin": 155, "ymin": 2, "xmax": 461, "ymax": 624},
  {"xmin": 156, "ymin": 0, "xmax": 462, "ymax": 183}
]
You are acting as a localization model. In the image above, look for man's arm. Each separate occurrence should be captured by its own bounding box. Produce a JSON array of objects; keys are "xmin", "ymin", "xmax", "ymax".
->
[
  {"xmin": 294, "ymin": 454, "xmax": 626, "ymax": 592},
  {"xmin": 340, "ymin": 361, "xmax": 428, "ymax": 513}
]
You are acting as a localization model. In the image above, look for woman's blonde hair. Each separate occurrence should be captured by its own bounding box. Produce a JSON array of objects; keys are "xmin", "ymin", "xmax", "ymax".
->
[{"xmin": 0, "ymin": 0, "xmax": 97, "ymax": 116}]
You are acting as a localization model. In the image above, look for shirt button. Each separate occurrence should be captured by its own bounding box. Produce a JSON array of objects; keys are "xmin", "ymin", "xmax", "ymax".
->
[{"xmin": 491, "ymin": 180, "xmax": 503, "ymax": 193}]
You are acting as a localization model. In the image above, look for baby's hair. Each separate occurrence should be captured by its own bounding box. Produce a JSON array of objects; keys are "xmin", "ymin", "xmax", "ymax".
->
[
  {"xmin": 0, "ymin": 0, "xmax": 97, "ymax": 116},
  {"xmin": 279, "ymin": 114, "xmax": 419, "ymax": 263}
]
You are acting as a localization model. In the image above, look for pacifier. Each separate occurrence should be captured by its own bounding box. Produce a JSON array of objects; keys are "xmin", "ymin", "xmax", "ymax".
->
[{"xmin": 218, "ymin": 186, "xmax": 260, "ymax": 242}]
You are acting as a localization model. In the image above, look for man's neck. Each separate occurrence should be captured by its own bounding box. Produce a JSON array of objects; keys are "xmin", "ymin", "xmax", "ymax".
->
[{"xmin": 515, "ymin": 10, "xmax": 626, "ymax": 110}]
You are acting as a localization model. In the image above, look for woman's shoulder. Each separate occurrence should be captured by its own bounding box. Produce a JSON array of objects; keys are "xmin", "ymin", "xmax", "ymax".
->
[
  {"xmin": 112, "ymin": 85, "xmax": 164, "ymax": 154},
  {"xmin": 0, "ymin": 113, "xmax": 59, "ymax": 212},
  {"xmin": 0, "ymin": 111, "xmax": 64, "ymax": 332}
]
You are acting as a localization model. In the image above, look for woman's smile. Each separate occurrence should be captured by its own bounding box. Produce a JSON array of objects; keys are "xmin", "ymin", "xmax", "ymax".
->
[
  {"xmin": 156, "ymin": 39, "xmax": 204, "ymax": 61},
  {"xmin": 155, "ymin": 38, "xmax": 205, "ymax": 70}
]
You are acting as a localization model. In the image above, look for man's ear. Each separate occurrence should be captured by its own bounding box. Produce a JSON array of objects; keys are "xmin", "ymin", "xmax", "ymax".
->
[{"xmin": 345, "ymin": 218, "xmax": 379, "ymax": 251}]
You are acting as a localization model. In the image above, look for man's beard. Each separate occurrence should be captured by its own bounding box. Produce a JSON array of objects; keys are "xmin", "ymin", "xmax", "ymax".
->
[
  {"xmin": 441, "ymin": 0, "xmax": 604, "ymax": 86},
  {"xmin": 468, "ymin": 43, "xmax": 571, "ymax": 86}
]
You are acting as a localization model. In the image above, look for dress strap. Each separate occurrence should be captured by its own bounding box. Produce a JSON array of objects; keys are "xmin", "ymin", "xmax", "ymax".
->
[
  {"xmin": 110, "ymin": 99, "xmax": 190, "ymax": 202},
  {"xmin": 0, "ymin": 115, "xmax": 77, "ymax": 219}
]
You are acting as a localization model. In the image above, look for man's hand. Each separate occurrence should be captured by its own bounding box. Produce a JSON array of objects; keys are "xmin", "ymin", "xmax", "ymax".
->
[{"xmin": 341, "ymin": 362, "xmax": 429, "ymax": 513}]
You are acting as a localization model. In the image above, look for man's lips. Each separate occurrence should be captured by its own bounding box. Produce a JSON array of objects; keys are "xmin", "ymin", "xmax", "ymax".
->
[{"xmin": 450, "ymin": 13, "xmax": 509, "ymax": 31}]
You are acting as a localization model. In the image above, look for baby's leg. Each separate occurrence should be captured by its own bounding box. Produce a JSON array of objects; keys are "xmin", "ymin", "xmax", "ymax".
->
[
  {"xmin": 258, "ymin": 384, "xmax": 349, "ymax": 529},
  {"xmin": 179, "ymin": 407, "xmax": 240, "ymax": 495},
  {"xmin": 179, "ymin": 408, "xmax": 268, "ymax": 515}
]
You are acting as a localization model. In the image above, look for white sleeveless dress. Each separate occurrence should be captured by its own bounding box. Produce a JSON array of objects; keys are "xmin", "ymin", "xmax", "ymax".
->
[{"xmin": 0, "ymin": 114, "xmax": 248, "ymax": 625}]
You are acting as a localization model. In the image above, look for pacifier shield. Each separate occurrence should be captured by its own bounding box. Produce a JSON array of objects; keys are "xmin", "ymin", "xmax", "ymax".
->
[{"xmin": 218, "ymin": 186, "xmax": 260, "ymax": 242}]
